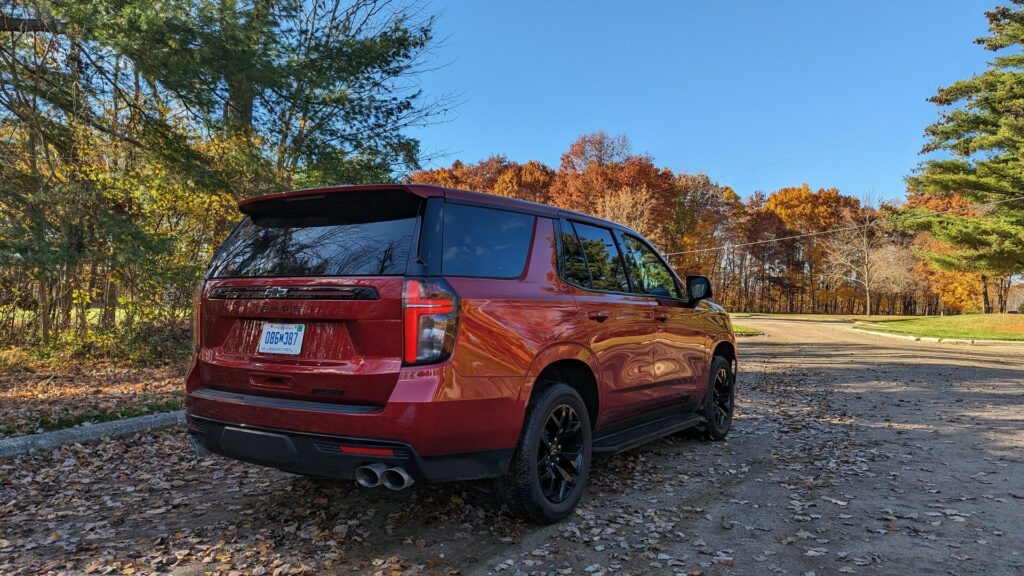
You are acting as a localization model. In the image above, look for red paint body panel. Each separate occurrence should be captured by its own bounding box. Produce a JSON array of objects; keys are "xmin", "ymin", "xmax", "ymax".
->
[{"xmin": 187, "ymin": 184, "xmax": 737, "ymax": 467}]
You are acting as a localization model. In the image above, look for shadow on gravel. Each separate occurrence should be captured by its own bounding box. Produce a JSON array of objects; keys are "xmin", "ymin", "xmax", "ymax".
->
[
  {"xmin": 743, "ymin": 337, "xmax": 1024, "ymax": 458},
  {"xmin": 0, "ymin": 428, "xmax": 733, "ymax": 575}
]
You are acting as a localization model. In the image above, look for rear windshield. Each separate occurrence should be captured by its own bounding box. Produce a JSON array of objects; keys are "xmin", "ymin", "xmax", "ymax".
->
[{"xmin": 208, "ymin": 191, "xmax": 420, "ymax": 278}]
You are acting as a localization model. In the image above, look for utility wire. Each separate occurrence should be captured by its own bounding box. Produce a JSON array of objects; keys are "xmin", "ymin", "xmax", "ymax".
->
[
  {"xmin": 663, "ymin": 195, "xmax": 1024, "ymax": 258},
  {"xmin": 664, "ymin": 224, "xmax": 870, "ymax": 257}
]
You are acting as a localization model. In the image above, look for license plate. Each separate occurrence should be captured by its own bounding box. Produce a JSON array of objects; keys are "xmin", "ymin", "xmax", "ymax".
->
[{"xmin": 258, "ymin": 323, "xmax": 305, "ymax": 355}]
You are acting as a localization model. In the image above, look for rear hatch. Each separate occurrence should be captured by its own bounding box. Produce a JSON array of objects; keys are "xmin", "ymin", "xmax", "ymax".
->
[{"xmin": 196, "ymin": 189, "xmax": 422, "ymax": 406}]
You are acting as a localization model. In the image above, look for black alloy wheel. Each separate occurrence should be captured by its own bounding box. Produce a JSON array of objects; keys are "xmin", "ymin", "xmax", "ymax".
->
[
  {"xmin": 537, "ymin": 404, "xmax": 585, "ymax": 504},
  {"xmin": 703, "ymin": 355, "xmax": 735, "ymax": 440},
  {"xmin": 495, "ymin": 382, "xmax": 592, "ymax": 523},
  {"xmin": 712, "ymin": 366, "xmax": 733, "ymax": 429}
]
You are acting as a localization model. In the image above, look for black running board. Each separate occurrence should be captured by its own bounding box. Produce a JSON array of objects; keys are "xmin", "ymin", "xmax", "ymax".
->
[{"xmin": 592, "ymin": 412, "xmax": 701, "ymax": 455}]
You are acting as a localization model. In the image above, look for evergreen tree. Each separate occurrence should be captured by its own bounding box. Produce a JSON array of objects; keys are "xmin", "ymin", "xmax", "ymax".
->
[{"xmin": 903, "ymin": 1, "xmax": 1024, "ymax": 311}]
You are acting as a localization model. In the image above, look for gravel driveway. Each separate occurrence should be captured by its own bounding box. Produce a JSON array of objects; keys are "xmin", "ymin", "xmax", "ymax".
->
[{"xmin": 2, "ymin": 318, "xmax": 1022, "ymax": 575}]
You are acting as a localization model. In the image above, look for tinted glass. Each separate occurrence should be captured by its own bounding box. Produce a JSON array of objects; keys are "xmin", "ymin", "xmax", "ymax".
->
[
  {"xmin": 571, "ymin": 222, "xmax": 629, "ymax": 292},
  {"xmin": 621, "ymin": 234, "xmax": 681, "ymax": 298},
  {"xmin": 559, "ymin": 219, "xmax": 591, "ymax": 286},
  {"xmin": 442, "ymin": 204, "xmax": 534, "ymax": 277},
  {"xmin": 208, "ymin": 193, "xmax": 419, "ymax": 278}
]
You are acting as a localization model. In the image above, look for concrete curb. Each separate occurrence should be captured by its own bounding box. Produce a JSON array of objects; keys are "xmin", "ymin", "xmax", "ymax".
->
[
  {"xmin": 0, "ymin": 410, "xmax": 185, "ymax": 460},
  {"xmin": 850, "ymin": 327, "xmax": 1024, "ymax": 347}
]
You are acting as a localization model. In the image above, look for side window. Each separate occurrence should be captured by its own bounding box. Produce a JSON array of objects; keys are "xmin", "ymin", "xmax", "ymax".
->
[
  {"xmin": 442, "ymin": 204, "xmax": 534, "ymax": 277},
  {"xmin": 571, "ymin": 222, "xmax": 630, "ymax": 292},
  {"xmin": 559, "ymin": 220, "xmax": 591, "ymax": 287},
  {"xmin": 621, "ymin": 234, "xmax": 681, "ymax": 299}
]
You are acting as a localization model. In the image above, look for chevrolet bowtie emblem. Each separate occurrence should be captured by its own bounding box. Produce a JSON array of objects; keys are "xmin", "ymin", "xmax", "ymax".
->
[{"xmin": 265, "ymin": 287, "xmax": 289, "ymax": 298}]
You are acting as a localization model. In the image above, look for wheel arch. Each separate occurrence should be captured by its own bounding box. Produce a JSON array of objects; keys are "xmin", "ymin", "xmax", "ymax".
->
[
  {"xmin": 522, "ymin": 344, "xmax": 601, "ymax": 427},
  {"xmin": 712, "ymin": 337, "xmax": 737, "ymax": 369}
]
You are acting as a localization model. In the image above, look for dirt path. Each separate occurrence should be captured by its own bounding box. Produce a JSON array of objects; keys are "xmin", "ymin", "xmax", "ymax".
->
[{"xmin": 2, "ymin": 319, "xmax": 1022, "ymax": 575}]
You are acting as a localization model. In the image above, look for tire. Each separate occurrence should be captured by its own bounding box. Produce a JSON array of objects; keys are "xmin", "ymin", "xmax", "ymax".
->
[
  {"xmin": 495, "ymin": 382, "xmax": 592, "ymax": 523},
  {"xmin": 701, "ymin": 356, "xmax": 735, "ymax": 441}
]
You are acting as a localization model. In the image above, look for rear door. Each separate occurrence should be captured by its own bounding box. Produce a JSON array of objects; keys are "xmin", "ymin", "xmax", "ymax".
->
[
  {"xmin": 559, "ymin": 219, "xmax": 657, "ymax": 423},
  {"xmin": 618, "ymin": 232, "xmax": 706, "ymax": 408},
  {"xmin": 195, "ymin": 189, "xmax": 421, "ymax": 407}
]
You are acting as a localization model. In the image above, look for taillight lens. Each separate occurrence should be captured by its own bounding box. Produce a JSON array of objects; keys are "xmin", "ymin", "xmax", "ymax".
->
[
  {"xmin": 192, "ymin": 282, "xmax": 204, "ymax": 352},
  {"xmin": 403, "ymin": 277, "xmax": 460, "ymax": 365}
]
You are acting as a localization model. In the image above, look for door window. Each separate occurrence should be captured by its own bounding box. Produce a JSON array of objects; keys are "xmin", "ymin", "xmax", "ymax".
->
[
  {"xmin": 567, "ymin": 221, "xmax": 630, "ymax": 292},
  {"xmin": 559, "ymin": 220, "xmax": 592, "ymax": 287},
  {"xmin": 620, "ymin": 234, "xmax": 681, "ymax": 299}
]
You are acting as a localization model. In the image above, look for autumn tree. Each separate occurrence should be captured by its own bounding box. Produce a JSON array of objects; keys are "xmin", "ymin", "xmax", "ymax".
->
[
  {"xmin": 494, "ymin": 161, "xmax": 555, "ymax": 203},
  {"xmin": 872, "ymin": 244, "xmax": 922, "ymax": 314},
  {"xmin": 763, "ymin": 185, "xmax": 859, "ymax": 312},
  {"xmin": 549, "ymin": 132, "xmax": 676, "ymax": 246},
  {"xmin": 407, "ymin": 134, "xmax": 971, "ymax": 317},
  {"xmin": 823, "ymin": 205, "xmax": 887, "ymax": 315}
]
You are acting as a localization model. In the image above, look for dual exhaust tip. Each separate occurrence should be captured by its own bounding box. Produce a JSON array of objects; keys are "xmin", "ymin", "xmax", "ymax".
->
[{"xmin": 355, "ymin": 463, "xmax": 415, "ymax": 490}]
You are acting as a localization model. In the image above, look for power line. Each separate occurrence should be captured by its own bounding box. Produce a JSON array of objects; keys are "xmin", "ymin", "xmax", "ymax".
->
[
  {"xmin": 664, "ymin": 224, "xmax": 871, "ymax": 257},
  {"xmin": 663, "ymin": 195, "xmax": 1024, "ymax": 258}
]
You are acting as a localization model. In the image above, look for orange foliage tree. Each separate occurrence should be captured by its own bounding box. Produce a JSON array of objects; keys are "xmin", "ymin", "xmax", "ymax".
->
[{"xmin": 408, "ymin": 133, "xmax": 976, "ymax": 315}]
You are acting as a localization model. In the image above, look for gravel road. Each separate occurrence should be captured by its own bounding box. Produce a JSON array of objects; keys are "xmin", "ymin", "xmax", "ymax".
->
[{"xmin": 2, "ymin": 318, "xmax": 1022, "ymax": 575}]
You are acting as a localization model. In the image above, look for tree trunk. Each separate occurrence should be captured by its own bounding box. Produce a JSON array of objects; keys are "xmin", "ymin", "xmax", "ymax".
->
[
  {"xmin": 37, "ymin": 277, "xmax": 51, "ymax": 344},
  {"xmin": 981, "ymin": 275, "xmax": 991, "ymax": 314},
  {"xmin": 102, "ymin": 275, "xmax": 118, "ymax": 328},
  {"xmin": 996, "ymin": 277, "xmax": 1009, "ymax": 313}
]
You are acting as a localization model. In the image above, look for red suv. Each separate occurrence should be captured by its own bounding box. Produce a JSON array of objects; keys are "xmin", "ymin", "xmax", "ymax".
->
[{"xmin": 186, "ymin": 184, "xmax": 737, "ymax": 522}]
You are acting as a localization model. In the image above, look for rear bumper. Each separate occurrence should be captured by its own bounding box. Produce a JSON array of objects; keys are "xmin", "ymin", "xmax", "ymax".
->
[
  {"xmin": 187, "ymin": 414, "xmax": 513, "ymax": 482},
  {"xmin": 184, "ymin": 361, "xmax": 527, "ymax": 479}
]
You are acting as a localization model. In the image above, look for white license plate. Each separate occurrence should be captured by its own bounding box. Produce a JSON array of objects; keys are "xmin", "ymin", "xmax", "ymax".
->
[{"xmin": 258, "ymin": 323, "xmax": 305, "ymax": 355}]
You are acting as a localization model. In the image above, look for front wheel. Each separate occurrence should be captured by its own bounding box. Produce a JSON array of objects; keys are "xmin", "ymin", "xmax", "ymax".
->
[
  {"xmin": 495, "ymin": 382, "xmax": 591, "ymax": 523},
  {"xmin": 702, "ymin": 356, "xmax": 735, "ymax": 440}
]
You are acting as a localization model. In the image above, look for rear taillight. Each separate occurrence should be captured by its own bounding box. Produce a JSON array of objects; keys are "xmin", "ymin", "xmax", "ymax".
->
[
  {"xmin": 192, "ymin": 282, "xmax": 204, "ymax": 352},
  {"xmin": 403, "ymin": 277, "xmax": 460, "ymax": 365}
]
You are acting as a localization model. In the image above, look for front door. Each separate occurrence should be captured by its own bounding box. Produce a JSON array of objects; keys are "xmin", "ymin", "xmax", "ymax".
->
[
  {"xmin": 618, "ymin": 233, "xmax": 706, "ymax": 408},
  {"xmin": 560, "ymin": 220, "xmax": 657, "ymax": 424}
]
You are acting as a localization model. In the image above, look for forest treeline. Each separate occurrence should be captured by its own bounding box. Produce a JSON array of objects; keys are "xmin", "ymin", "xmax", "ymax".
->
[
  {"xmin": 1, "ymin": 0, "xmax": 1022, "ymax": 362},
  {"xmin": 409, "ymin": 132, "xmax": 1018, "ymax": 318}
]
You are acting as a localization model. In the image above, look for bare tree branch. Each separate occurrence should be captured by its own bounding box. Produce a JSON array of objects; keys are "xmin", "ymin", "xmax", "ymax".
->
[{"xmin": 0, "ymin": 15, "xmax": 65, "ymax": 34}]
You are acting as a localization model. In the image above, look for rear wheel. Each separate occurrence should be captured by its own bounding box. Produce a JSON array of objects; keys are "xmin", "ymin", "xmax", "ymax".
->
[
  {"xmin": 701, "ymin": 356, "xmax": 735, "ymax": 440},
  {"xmin": 495, "ymin": 382, "xmax": 591, "ymax": 523}
]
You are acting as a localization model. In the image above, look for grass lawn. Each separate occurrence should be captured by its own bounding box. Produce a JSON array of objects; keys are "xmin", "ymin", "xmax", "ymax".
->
[
  {"xmin": 732, "ymin": 324, "xmax": 763, "ymax": 336},
  {"xmin": 736, "ymin": 313, "xmax": 919, "ymax": 322},
  {"xmin": 858, "ymin": 314, "xmax": 1024, "ymax": 342}
]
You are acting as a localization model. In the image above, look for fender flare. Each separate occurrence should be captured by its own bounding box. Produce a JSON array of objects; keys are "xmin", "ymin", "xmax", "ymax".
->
[{"xmin": 518, "ymin": 342, "xmax": 602, "ymax": 408}]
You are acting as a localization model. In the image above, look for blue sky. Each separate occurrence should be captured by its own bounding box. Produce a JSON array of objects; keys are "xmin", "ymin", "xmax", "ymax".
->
[{"xmin": 405, "ymin": 0, "xmax": 997, "ymax": 202}]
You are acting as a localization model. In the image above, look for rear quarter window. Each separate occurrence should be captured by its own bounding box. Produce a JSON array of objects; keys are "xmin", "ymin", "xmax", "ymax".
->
[{"xmin": 442, "ymin": 204, "xmax": 535, "ymax": 278}]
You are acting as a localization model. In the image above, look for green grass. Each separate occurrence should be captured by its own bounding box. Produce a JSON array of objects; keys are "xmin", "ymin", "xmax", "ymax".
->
[
  {"xmin": 858, "ymin": 314, "xmax": 1024, "ymax": 342},
  {"xmin": 735, "ymin": 313, "xmax": 918, "ymax": 322},
  {"xmin": 732, "ymin": 324, "xmax": 763, "ymax": 336}
]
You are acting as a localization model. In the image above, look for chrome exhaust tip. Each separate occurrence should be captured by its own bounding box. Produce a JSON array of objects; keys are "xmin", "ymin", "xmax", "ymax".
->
[
  {"xmin": 381, "ymin": 466, "xmax": 415, "ymax": 491},
  {"xmin": 354, "ymin": 463, "xmax": 389, "ymax": 488}
]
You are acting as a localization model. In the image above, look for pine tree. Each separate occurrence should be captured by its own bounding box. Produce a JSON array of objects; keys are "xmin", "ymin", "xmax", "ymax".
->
[{"xmin": 903, "ymin": 1, "xmax": 1024, "ymax": 311}]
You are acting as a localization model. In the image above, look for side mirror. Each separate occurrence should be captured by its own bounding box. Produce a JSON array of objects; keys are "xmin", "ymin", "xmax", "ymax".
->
[{"xmin": 686, "ymin": 275, "xmax": 713, "ymax": 302}]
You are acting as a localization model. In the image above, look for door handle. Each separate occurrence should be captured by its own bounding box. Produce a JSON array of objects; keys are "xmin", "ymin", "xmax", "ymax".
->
[
  {"xmin": 650, "ymin": 311, "xmax": 670, "ymax": 322},
  {"xmin": 587, "ymin": 310, "xmax": 610, "ymax": 322}
]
